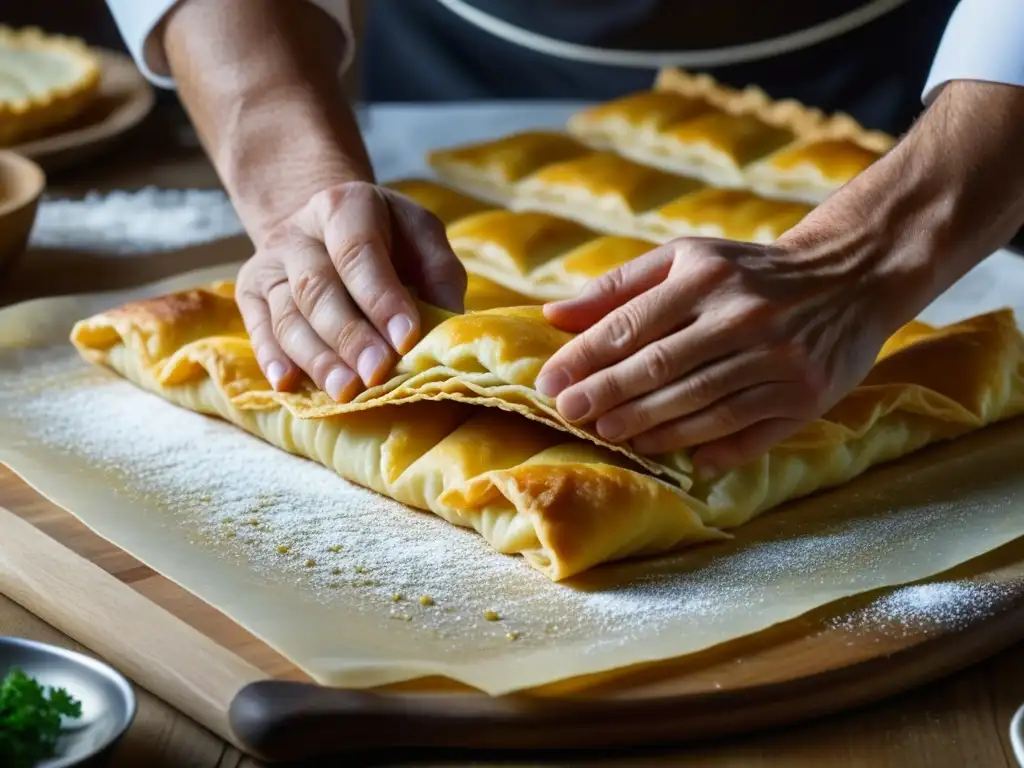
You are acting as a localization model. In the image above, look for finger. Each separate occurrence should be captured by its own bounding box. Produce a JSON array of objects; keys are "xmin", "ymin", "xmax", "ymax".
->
[
  {"xmin": 311, "ymin": 186, "xmax": 422, "ymax": 355},
  {"xmin": 386, "ymin": 191, "xmax": 468, "ymax": 313},
  {"xmin": 536, "ymin": 279, "xmax": 694, "ymax": 403},
  {"xmin": 592, "ymin": 345, "xmax": 792, "ymax": 442},
  {"xmin": 265, "ymin": 280, "xmax": 361, "ymax": 402},
  {"xmin": 235, "ymin": 277, "xmax": 299, "ymax": 392},
  {"xmin": 630, "ymin": 380, "xmax": 810, "ymax": 455},
  {"xmin": 692, "ymin": 417, "xmax": 806, "ymax": 478},
  {"xmin": 283, "ymin": 235, "xmax": 397, "ymax": 389},
  {"xmin": 542, "ymin": 246, "xmax": 672, "ymax": 333}
]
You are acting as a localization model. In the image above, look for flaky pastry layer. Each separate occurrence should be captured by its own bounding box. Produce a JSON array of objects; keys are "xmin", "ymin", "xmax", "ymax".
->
[{"xmin": 71, "ymin": 283, "xmax": 1024, "ymax": 581}]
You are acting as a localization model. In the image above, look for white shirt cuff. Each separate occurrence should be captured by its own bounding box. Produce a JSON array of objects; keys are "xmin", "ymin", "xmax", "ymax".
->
[
  {"xmin": 922, "ymin": 0, "xmax": 1024, "ymax": 104},
  {"xmin": 104, "ymin": 0, "xmax": 354, "ymax": 90}
]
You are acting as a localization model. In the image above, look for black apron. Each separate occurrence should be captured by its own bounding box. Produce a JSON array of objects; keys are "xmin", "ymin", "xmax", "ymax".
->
[{"xmin": 363, "ymin": 0, "xmax": 958, "ymax": 135}]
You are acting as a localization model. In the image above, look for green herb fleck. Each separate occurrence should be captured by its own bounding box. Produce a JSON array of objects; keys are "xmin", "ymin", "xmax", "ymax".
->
[{"xmin": 0, "ymin": 667, "xmax": 83, "ymax": 768}]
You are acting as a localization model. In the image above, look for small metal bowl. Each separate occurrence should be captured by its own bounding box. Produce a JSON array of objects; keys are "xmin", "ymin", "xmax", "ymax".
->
[{"xmin": 0, "ymin": 636, "xmax": 136, "ymax": 767}]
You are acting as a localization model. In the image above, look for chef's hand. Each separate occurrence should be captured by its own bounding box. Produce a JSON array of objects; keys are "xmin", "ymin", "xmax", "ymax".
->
[
  {"xmin": 534, "ymin": 236, "xmax": 892, "ymax": 476},
  {"xmin": 235, "ymin": 183, "xmax": 465, "ymax": 400},
  {"xmin": 537, "ymin": 80, "xmax": 1024, "ymax": 476},
  {"xmin": 161, "ymin": 0, "xmax": 465, "ymax": 401}
]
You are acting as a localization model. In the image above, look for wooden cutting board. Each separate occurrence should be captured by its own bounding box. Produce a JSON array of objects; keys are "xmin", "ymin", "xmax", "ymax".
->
[{"xmin": 3, "ymin": 463, "xmax": 1024, "ymax": 763}]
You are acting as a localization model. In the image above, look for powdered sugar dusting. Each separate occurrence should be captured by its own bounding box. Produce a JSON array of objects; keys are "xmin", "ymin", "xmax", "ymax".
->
[
  {"xmin": 3, "ymin": 349, "xmax": 1023, "ymax": 691},
  {"xmin": 831, "ymin": 581, "xmax": 1015, "ymax": 637}
]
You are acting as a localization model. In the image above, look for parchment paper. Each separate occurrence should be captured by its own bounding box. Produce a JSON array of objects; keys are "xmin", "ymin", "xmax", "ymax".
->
[{"xmin": 2, "ymin": 254, "xmax": 1024, "ymax": 696}]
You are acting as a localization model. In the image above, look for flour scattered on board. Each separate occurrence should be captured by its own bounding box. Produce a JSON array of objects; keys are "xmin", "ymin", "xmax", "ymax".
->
[
  {"xmin": 4, "ymin": 352, "xmax": 1023, "ymax": 686},
  {"xmin": 30, "ymin": 188, "xmax": 242, "ymax": 254},
  {"xmin": 832, "ymin": 581, "xmax": 1014, "ymax": 637}
]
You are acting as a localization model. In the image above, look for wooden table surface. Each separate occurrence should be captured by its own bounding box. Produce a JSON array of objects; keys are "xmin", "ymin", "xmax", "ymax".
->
[{"xmin": 3, "ymin": 106, "xmax": 1024, "ymax": 768}]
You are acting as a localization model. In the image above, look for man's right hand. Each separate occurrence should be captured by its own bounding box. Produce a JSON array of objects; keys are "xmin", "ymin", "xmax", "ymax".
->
[{"xmin": 235, "ymin": 182, "xmax": 466, "ymax": 401}]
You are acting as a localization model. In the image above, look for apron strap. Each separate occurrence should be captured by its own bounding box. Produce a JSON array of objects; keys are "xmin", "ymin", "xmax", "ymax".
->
[{"xmin": 434, "ymin": 0, "xmax": 912, "ymax": 68}]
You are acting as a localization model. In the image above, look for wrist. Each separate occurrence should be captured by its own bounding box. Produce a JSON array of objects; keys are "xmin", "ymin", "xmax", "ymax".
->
[
  {"xmin": 216, "ymin": 86, "xmax": 371, "ymax": 243},
  {"xmin": 163, "ymin": 0, "xmax": 373, "ymax": 246},
  {"xmin": 780, "ymin": 80, "xmax": 1024, "ymax": 336}
]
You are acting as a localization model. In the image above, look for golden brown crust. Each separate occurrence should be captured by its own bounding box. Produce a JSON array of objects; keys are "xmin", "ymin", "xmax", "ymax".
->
[
  {"xmin": 0, "ymin": 26, "xmax": 102, "ymax": 147},
  {"xmin": 427, "ymin": 131, "xmax": 591, "ymax": 203},
  {"xmin": 384, "ymin": 178, "xmax": 496, "ymax": 225},
  {"xmin": 639, "ymin": 188, "xmax": 813, "ymax": 243},
  {"xmin": 72, "ymin": 284, "xmax": 1024, "ymax": 564}
]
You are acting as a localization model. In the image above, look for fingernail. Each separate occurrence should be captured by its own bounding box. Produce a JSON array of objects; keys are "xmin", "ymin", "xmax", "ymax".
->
[
  {"xmin": 324, "ymin": 366, "xmax": 357, "ymax": 402},
  {"xmin": 535, "ymin": 369, "xmax": 572, "ymax": 397},
  {"xmin": 266, "ymin": 361, "xmax": 287, "ymax": 390},
  {"xmin": 597, "ymin": 414, "xmax": 625, "ymax": 441},
  {"xmin": 357, "ymin": 345, "xmax": 387, "ymax": 385},
  {"xmin": 386, "ymin": 314, "xmax": 415, "ymax": 353},
  {"xmin": 559, "ymin": 390, "xmax": 591, "ymax": 422}
]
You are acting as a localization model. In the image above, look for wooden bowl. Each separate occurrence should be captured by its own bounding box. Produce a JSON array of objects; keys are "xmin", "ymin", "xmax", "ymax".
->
[{"xmin": 0, "ymin": 151, "xmax": 45, "ymax": 276}]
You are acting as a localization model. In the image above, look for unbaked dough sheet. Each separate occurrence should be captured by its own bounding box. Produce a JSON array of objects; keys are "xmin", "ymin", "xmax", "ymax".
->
[{"xmin": 2, "ymin": 255, "xmax": 1024, "ymax": 696}]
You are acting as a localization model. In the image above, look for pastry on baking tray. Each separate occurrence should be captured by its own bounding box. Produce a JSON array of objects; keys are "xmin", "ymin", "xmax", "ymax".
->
[
  {"xmin": 513, "ymin": 151, "xmax": 704, "ymax": 238},
  {"xmin": 0, "ymin": 26, "xmax": 102, "ymax": 147},
  {"xmin": 527, "ymin": 234, "xmax": 655, "ymax": 300},
  {"xmin": 72, "ymin": 283, "xmax": 1024, "ymax": 581},
  {"xmin": 744, "ymin": 116, "xmax": 897, "ymax": 204},
  {"xmin": 633, "ymin": 111, "xmax": 797, "ymax": 188},
  {"xmin": 427, "ymin": 131, "xmax": 591, "ymax": 203},
  {"xmin": 566, "ymin": 90, "xmax": 716, "ymax": 149},
  {"xmin": 638, "ymin": 188, "xmax": 813, "ymax": 244},
  {"xmin": 448, "ymin": 208, "xmax": 654, "ymax": 301},
  {"xmin": 385, "ymin": 178, "xmax": 495, "ymax": 224},
  {"xmin": 447, "ymin": 209, "xmax": 595, "ymax": 297},
  {"xmin": 463, "ymin": 273, "xmax": 541, "ymax": 311}
]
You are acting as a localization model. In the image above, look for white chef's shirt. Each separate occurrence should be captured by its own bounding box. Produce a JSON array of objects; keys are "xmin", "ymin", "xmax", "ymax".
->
[
  {"xmin": 105, "ymin": 0, "xmax": 1024, "ymax": 102},
  {"xmin": 104, "ymin": 0, "xmax": 352, "ymax": 89}
]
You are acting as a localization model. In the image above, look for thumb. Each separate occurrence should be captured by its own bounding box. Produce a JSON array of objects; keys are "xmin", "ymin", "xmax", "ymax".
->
[{"xmin": 387, "ymin": 191, "xmax": 468, "ymax": 313}]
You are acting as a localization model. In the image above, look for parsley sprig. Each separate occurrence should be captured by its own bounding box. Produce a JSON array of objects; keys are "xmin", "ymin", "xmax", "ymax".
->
[{"xmin": 0, "ymin": 667, "xmax": 83, "ymax": 768}]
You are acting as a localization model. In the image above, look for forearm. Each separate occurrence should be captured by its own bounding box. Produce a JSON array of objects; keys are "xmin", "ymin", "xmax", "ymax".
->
[
  {"xmin": 783, "ymin": 81, "xmax": 1024, "ymax": 332},
  {"xmin": 162, "ymin": 0, "xmax": 370, "ymax": 244}
]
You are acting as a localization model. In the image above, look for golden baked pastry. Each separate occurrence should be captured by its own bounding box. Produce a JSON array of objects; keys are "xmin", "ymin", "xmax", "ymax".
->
[
  {"xmin": 427, "ymin": 131, "xmax": 591, "ymax": 203},
  {"xmin": 639, "ymin": 188, "xmax": 813, "ymax": 244},
  {"xmin": 566, "ymin": 68, "xmax": 825, "ymax": 188},
  {"xmin": 71, "ymin": 283, "xmax": 1024, "ymax": 581},
  {"xmin": 566, "ymin": 89, "xmax": 716, "ymax": 149},
  {"xmin": 0, "ymin": 26, "xmax": 101, "ymax": 147},
  {"xmin": 513, "ymin": 151, "xmax": 704, "ymax": 238},
  {"xmin": 377, "ymin": 180, "xmax": 653, "ymax": 303},
  {"xmin": 632, "ymin": 110, "xmax": 796, "ymax": 187},
  {"xmin": 447, "ymin": 209, "xmax": 595, "ymax": 295},
  {"xmin": 463, "ymin": 273, "xmax": 542, "ymax": 311},
  {"xmin": 385, "ymin": 177, "xmax": 495, "ymax": 224},
  {"xmin": 450, "ymin": 207, "xmax": 654, "ymax": 300},
  {"xmin": 744, "ymin": 116, "xmax": 896, "ymax": 204}
]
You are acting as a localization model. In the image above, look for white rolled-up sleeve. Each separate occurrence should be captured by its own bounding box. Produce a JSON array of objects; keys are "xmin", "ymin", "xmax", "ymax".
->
[
  {"xmin": 922, "ymin": 0, "xmax": 1024, "ymax": 104},
  {"xmin": 104, "ymin": 0, "xmax": 353, "ymax": 89}
]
